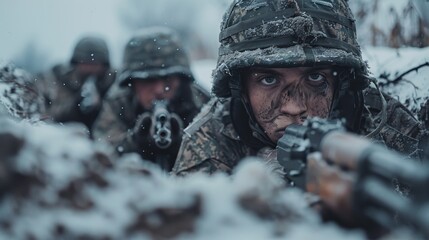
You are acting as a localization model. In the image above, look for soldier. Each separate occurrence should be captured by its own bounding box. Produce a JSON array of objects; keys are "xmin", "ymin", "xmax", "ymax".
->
[
  {"xmin": 92, "ymin": 27, "xmax": 209, "ymax": 172},
  {"xmin": 173, "ymin": 0, "xmax": 428, "ymax": 176},
  {"xmin": 35, "ymin": 36, "xmax": 116, "ymax": 133}
]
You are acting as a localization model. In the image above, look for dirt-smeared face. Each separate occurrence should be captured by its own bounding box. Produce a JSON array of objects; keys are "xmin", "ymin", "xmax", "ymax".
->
[{"xmin": 243, "ymin": 66, "xmax": 336, "ymax": 143}]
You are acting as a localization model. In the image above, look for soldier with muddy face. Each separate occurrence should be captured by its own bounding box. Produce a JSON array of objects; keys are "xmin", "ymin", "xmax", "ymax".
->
[{"xmin": 172, "ymin": 0, "xmax": 428, "ymax": 177}]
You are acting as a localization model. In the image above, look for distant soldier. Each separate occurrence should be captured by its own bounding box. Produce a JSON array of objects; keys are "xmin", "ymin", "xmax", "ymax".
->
[
  {"xmin": 92, "ymin": 27, "xmax": 209, "ymax": 171},
  {"xmin": 35, "ymin": 36, "xmax": 116, "ymax": 133}
]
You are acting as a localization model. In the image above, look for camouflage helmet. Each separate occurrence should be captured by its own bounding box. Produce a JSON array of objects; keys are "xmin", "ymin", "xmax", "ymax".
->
[
  {"xmin": 213, "ymin": 0, "xmax": 370, "ymax": 97},
  {"xmin": 70, "ymin": 36, "xmax": 110, "ymax": 67},
  {"xmin": 118, "ymin": 27, "xmax": 194, "ymax": 87}
]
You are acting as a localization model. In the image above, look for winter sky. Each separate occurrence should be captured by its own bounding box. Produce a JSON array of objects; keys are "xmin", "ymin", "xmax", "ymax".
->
[
  {"xmin": 0, "ymin": 0, "xmax": 229, "ymax": 90},
  {"xmin": 0, "ymin": 0, "xmax": 126, "ymax": 68}
]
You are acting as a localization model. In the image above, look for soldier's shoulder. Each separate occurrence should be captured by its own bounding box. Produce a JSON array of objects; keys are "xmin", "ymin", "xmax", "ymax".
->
[
  {"xmin": 104, "ymin": 81, "xmax": 132, "ymax": 101},
  {"xmin": 190, "ymin": 82, "xmax": 211, "ymax": 108},
  {"xmin": 183, "ymin": 97, "xmax": 228, "ymax": 137},
  {"xmin": 362, "ymin": 87, "xmax": 425, "ymax": 156},
  {"xmin": 174, "ymin": 98, "xmax": 245, "ymax": 175},
  {"xmin": 363, "ymin": 87, "xmax": 418, "ymax": 122},
  {"xmin": 100, "ymin": 68, "xmax": 117, "ymax": 90}
]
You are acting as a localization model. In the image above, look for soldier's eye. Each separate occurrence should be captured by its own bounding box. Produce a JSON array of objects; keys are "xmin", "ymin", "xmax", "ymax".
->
[
  {"xmin": 308, "ymin": 73, "xmax": 326, "ymax": 82},
  {"xmin": 260, "ymin": 77, "xmax": 277, "ymax": 86}
]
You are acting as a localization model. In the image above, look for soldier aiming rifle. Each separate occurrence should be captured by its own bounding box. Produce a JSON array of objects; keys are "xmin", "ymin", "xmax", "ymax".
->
[{"xmin": 92, "ymin": 27, "xmax": 209, "ymax": 172}]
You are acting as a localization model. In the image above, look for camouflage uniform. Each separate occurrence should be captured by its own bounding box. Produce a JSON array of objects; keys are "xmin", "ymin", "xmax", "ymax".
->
[
  {"xmin": 418, "ymin": 99, "xmax": 429, "ymax": 129},
  {"xmin": 92, "ymin": 27, "xmax": 209, "ymax": 171},
  {"xmin": 35, "ymin": 36, "xmax": 115, "ymax": 131},
  {"xmin": 0, "ymin": 63, "xmax": 45, "ymax": 120},
  {"xmin": 173, "ymin": 98, "xmax": 254, "ymax": 175},
  {"xmin": 93, "ymin": 82, "xmax": 208, "ymax": 155},
  {"xmin": 172, "ymin": 0, "xmax": 429, "ymax": 176}
]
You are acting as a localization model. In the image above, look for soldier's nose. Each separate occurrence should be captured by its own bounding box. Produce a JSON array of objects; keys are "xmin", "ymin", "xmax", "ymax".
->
[
  {"xmin": 153, "ymin": 81, "xmax": 165, "ymax": 95},
  {"xmin": 279, "ymin": 95, "xmax": 307, "ymax": 117}
]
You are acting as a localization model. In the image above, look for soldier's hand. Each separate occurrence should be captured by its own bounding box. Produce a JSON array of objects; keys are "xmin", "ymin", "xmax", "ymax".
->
[
  {"xmin": 169, "ymin": 113, "xmax": 184, "ymax": 141},
  {"xmin": 132, "ymin": 113, "xmax": 152, "ymax": 145}
]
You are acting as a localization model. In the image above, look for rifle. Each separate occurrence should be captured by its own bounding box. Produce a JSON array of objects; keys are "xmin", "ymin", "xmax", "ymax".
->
[
  {"xmin": 152, "ymin": 100, "xmax": 173, "ymax": 149},
  {"xmin": 277, "ymin": 118, "xmax": 429, "ymax": 238},
  {"xmin": 135, "ymin": 100, "xmax": 183, "ymax": 171}
]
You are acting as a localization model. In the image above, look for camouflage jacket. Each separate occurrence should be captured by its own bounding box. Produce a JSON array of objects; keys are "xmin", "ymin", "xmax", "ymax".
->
[
  {"xmin": 92, "ymin": 82, "xmax": 209, "ymax": 168},
  {"xmin": 35, "ymin": 64, "xmax": 116, "ymax": 129},
  {"xmin": 172, "ymin": 88, "xmax": 428, "ymax": 176}
]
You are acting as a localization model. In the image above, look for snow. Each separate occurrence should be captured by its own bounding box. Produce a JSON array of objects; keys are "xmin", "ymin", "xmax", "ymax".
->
[
  {"xmin": 363, "ymin": 46, "xmax": 429, "ymax": 113},
  {"xmin": 0, "ymin": 1, "xmax": 429, "ymax": 239},
  {"xmin": 0, "ymin": 0, "xmax": 126, "ymax": 72},
  {"xmin": 0, "ymin": 116, "xmax": 370, "ymax": 239},
  {"xmin": 191, "ymin": 59, "xmax": 216, "ymax": 93},
  {"xmin": 350, "ymin": 0, "xmax": 426, "ymax": 48},
  {"xmin": 0, "ymin": 0, "xmax": 228, "ymax": 74}
]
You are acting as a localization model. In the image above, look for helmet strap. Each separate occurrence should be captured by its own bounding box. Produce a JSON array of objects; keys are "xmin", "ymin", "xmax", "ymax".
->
[
  {"xmin": 229, "ymin": 73, "xmax": 276, "ymax": 149},
  {"xmin": 329, "ymin": 68, "xmax": 364, "ymax": 132}
]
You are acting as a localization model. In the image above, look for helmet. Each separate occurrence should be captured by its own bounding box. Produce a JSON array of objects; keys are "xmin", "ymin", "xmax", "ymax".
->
[
  {"xmin": 70, "ymin": 36, "xmax": 110, "ymax": 67},
  {"xmin": 213, "ymin": 0, "xmax": 370, "ymax": 149},
  {"xmin": 213, "ymin": 0, "xmax": 369, "ymax": 97},
  {"xmin": 118, "ymin": 27, "xmax": 194, "ymax": 87}
]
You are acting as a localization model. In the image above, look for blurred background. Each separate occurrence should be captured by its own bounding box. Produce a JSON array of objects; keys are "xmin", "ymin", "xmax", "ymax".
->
[
  {"xmin": 1, "ymin": 0, "xmax": 428, "ymax": 92},
  {"xmin": 0, "ymin": 0, "xmax": 230, "ymax": 73}
]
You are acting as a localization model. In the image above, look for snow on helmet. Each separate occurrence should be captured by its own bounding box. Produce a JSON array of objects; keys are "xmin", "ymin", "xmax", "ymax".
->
[
  {"xmin": 70, "ymin": 36, "xmax": 110, "ymax": 67},
  {"xmin": 118, "ymin": 27, "xmax": 194, "ymax": 87},
  {"xmin": 213, "ymin": 0, "xmax": 370, "ymax": 98}
]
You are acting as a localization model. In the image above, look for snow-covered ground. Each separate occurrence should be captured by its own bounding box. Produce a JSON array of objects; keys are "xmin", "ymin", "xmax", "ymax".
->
[{"xmin": 0, "ymin": 114, "xmax": 369, "ymax": 239}]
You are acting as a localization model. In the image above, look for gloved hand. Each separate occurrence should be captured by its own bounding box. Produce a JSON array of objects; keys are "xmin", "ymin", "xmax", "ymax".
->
[
  {"xmin": 166, "ymin": 112, "xmax": 184, "ymax": 149},
  {"xmin": 131, "ymin": 112, "xmax": 153, "ymax": 147}
]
